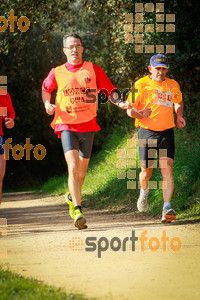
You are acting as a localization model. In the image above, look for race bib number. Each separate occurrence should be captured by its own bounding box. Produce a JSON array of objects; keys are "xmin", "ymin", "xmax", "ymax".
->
[{"xmin": 154, "ymin": 89, "xmax": 173, "ymax": 107}]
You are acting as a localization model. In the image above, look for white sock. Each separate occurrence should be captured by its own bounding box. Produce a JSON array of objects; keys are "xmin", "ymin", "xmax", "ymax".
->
[
  {"xmin": 141, "ymin": 188, "xmax": 149, "ymax": 195},
  {"xmin": 163, "ymin": 202, "xmax": 171, "ymax": 209}
]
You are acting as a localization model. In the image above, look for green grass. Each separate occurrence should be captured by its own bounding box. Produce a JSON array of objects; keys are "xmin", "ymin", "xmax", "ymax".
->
[
  {"xmin": 0, "ymin": 267, "xmax": 90, "ymax": 300},
  {"xmin": 41, "ymin": 126, "xmax": 200, "ymax": 219},
  {"xmin": 41, "ymin": 175, "xmax": 68, "ymax": 195}
]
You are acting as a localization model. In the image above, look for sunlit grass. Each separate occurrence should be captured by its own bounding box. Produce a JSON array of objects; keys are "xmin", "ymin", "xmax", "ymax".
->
[
  {"xmin": 41, "ymin": 126, "xmax": 200, "ymax": 219},
  {"xmin": 0, "ymin": 266, "xmax": 90, "ymax": 300}
]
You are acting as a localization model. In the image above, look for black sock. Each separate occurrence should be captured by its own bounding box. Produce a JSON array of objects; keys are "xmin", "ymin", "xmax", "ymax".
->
[
  {"xmin": 74, "ymin": 205, "xmax": 82, "ymax": 213},
  {"xmin": 68, "ymin": 193, "xmax": 72, "ymax": 202}
]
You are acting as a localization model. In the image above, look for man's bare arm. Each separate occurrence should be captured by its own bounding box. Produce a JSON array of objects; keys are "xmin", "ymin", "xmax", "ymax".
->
[
  {"xmin": 42, "ymin": 90, "xmax": 56, "ymax": 115},
  {"xmin": 127, "ymin": 107, "xmax": 151, "ymax": 119},
  {"xmin": 174, "ymin": 101, "xmax": 186, "ymax": 128}
]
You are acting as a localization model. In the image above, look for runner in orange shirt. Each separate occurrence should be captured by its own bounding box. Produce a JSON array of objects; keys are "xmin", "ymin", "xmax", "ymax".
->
[
  {"xmin": 127, "ymin": 54, "xmax": 186, "ymax": 223},
  {"xmin": 42, "ymin": 33, "xmax": 151, "ymax": 230}
]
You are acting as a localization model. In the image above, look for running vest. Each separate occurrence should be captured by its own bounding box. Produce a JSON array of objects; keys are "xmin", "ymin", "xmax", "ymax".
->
[{"xmin": 51, "ymin": 61, "xmax": 98, "ymax": 129}]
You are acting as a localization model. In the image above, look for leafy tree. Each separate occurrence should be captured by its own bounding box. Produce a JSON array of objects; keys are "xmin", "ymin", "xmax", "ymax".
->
[{"xmin": 0, "ymin": 0, "xmax": 199, "ymax": 189}]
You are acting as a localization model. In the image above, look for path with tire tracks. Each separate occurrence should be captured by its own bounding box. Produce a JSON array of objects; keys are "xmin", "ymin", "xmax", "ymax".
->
[{"xmin": 0, "ymin": 192, "xmax": 200, "ymax": 300}]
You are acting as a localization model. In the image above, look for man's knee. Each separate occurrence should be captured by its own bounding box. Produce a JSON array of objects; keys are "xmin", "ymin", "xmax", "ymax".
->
[
  {"xmin": 79, "ymin": 171, "xmax": 86, "ymax": 182},
  {"xmin": 68, "ymin": 162, "xmax": 79, "ymax": 177},
  {"xmin": 140, "ymin": 168, "xmax": 153, "ymax": 181},
  {"xmin": 161, "ymin": 166, "xmax": 173, "ymax": 178},
  {"xmin": 160, "ymin": 159, "xmax": 173, "ymax": 178}
]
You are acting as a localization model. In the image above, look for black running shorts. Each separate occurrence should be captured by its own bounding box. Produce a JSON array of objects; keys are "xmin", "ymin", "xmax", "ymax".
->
[
  {"xmin": 61, "ymin": 130, "xmax": 94, "ymax": 158},
  {"xmin": 138, "ymin": 127, "xmax": 175, "ymax": 168},
  {"xmin": 0, "ymin": 135, "xmax": 5, "ymax": 155}
]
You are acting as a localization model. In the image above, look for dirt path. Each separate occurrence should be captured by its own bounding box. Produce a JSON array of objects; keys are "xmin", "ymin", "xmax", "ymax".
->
[{"xmin": 0, "ymin": 192, "xmax": 200, "ymax": 300}]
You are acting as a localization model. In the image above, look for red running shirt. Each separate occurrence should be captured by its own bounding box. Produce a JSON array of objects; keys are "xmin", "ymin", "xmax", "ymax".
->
[{"xmin": 0, "ymin": 90, "xmax": 15, "ymax": 136}]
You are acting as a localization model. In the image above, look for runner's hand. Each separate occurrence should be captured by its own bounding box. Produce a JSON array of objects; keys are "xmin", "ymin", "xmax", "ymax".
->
[
  {"xmin": 118, "ymin": 101, "xmax": 132, "ymax": 109},
  {"xmin": 139, "ymin": 108, "xmax": 151, "ymax": 118},
  {"xmin": 177, "ymin": 117, "xmax": 186, "ymax": 128},
  {"xmin": 45, "ymin": 102, "xmax": 56, "ymax": 115},
  {"xmin": 4, "ymin": 117, "xmax": 14, "ymax": 129}
]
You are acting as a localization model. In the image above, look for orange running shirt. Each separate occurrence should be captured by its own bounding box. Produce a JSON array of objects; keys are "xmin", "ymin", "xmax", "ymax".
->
[
  {"xmin": 127, "ymin": 75, "xmax": 182, "ymax": 131},
  {"xmin": 51, "ymin": 61, "xmax": 98, "ymax": 129}
]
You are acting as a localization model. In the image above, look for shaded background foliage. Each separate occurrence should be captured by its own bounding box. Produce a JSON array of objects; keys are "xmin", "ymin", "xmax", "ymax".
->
[{"xmin": 0, "ymin": 0, "xmax": 199, "ymax": 190}]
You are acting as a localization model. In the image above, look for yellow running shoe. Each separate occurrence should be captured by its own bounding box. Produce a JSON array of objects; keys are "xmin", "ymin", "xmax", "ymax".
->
[
  {"xmin": 74, "ymin": 208, "xmax": 87, "ymax": 230},
  {"xmin": 65, "ymin": 193, "xmax": 75, "ymax": 220}
]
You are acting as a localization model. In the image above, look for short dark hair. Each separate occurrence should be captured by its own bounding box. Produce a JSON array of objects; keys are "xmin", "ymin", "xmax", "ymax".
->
[{"xmin": 63, "ymin": 33, "xmax": 82, "ymax": 47}]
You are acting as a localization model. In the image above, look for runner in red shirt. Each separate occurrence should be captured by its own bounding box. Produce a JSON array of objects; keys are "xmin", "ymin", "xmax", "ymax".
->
[
  {"xmin": 0, "ymin": 89, "xmax": 15, "ymax": 204},
  {"xmin": 42, "ymin": 33, "xmax": 151, "ymax": 229}
]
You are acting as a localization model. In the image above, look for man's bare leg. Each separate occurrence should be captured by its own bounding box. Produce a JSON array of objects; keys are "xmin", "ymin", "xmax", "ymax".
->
[
  {"xmin": 0, "ymin": 155, "xmax": 6, "ymax": 205},
  {"xmin": 64, "ymin": 150, "xmax": 90, "ymax": 229},
  {"xmin": 159, "ymin": 157, "xmax": 176, "ymax": 222},
  {"xmin": 64, "ymin": 150, "xmax": 90, "ymax": 207},
  {"xmin": 139, "ymin": 167, "xmax": 153, "ymax": 190},
  {"xmin": 159, "ymin": 157, "xmax": 174, "ymax": 203},
  {"xmin": 79, "ymin": 155, "xmax": 90, "ymax": 188},
  {"xmin": 137, "ymin": 167, "xmax": 153, "ymax": 212}
]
